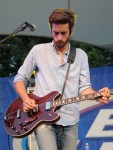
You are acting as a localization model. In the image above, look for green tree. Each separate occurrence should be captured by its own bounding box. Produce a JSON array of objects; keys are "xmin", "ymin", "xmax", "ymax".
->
[{"xmin": 0, "ymin": 35, "xmax": 113, "ymax": 77}]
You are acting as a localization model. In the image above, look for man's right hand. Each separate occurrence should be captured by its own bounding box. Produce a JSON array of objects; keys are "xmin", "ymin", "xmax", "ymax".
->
[{"xmin": 23, "ymin": 98, "xmax": 36, "ymax": 112}]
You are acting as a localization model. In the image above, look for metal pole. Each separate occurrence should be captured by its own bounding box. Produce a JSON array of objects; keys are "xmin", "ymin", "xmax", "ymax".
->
[{"xmin": 67, "ymin": 0, "xmax": 70, "ymax": 10}]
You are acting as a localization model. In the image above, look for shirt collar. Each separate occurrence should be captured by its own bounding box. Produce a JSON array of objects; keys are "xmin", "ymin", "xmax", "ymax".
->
[{"xmin": 51, "ymin": 41, "xmax": 70, "ymax": 56}]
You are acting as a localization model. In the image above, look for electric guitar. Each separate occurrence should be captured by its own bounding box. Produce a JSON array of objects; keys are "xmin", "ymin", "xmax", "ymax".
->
[{"xmin": 4, "ymin": 90, "xmax": 113, "ymax": 138}]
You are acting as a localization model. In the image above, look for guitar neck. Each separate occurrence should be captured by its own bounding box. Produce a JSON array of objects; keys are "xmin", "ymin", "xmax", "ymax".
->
[{"xmin": 51, "ymin": 92, "xmax": 102, "ymax": 108}]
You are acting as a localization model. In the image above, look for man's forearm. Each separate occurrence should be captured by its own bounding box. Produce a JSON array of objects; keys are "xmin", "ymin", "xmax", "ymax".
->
[{"xmin": 13, "ymin": 81, "xmax": 29, "ymax": 101}]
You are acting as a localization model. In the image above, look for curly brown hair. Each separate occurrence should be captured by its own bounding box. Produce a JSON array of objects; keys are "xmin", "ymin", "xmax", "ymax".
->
[{"xmin": 48, "ymin": 8, "xmax": 77, "ymax": 34}]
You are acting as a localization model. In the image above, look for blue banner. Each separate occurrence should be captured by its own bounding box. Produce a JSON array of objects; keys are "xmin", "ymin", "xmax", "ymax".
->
[
  {"xmin": 78, "ymin": 99, "xmax": 113, "ymax": 150},
  {"xmin": 0, "ymin": 66, "xmax": 113, "ymax": 150}
]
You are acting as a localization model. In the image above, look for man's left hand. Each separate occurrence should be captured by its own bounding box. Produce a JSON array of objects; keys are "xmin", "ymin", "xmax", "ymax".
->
[{"xmin": 98, "ymin": 87, "xmax": 110, "ymax": 104}]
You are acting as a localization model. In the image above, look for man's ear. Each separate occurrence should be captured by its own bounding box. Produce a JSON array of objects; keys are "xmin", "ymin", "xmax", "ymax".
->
[
  {"xmin": 70, "ymin": 30, "xmax": 73, "ymax": 38},
  {"xmin": 48, "ymin": 23, "xmax": 52, "ymax": 33}
]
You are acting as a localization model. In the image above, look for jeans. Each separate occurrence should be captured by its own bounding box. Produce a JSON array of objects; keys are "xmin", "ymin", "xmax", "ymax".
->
[{"xmin": 34, "ymin": 123, "xmax": 78, "ymax": 150}]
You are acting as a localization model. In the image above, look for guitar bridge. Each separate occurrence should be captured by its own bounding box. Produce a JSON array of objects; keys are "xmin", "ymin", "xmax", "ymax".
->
[{"xmin": 45, "ymin": 102, "xmax": 51, "ymax": 110}]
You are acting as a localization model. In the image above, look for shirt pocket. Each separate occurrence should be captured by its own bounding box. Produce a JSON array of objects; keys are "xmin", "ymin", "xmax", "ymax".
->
[{"xmin": 67, "ymin": 73, "xmax": 79, "ymax": 92}]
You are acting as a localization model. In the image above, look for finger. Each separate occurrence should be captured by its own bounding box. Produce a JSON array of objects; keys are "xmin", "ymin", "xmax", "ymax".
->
[
  {"xmin": 23, "ymin": 106, "xmax": 29, "ymax": 112},
  {"xmin": 98, "ymin": 96, "xmax": 109, "ymax": 103},
  {"xmin": 99, "ymin": 87, "xmax": 110, "ymax": 94},
  {"xmin": 98, "ymin": 99, "xmax": 108, "ymax": 104},
  {"xmin": 30, "ymin": 100, "xmax": 36, "ymax": 107},
  {"xmin": 100, "ymin": 90, "xmax": 110, "ymax": 98},
  {"xmin": 24, "ymin": 99, "xmax": 36, "ymax": 107},
  {"xmin": 23, "ymin": 102, "xmax": 36, "ymax": 112}
]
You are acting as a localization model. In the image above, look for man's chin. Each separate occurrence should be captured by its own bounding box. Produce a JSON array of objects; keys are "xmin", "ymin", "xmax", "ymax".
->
[{"xmin": 57, "ymin": 44, "xmax": 64, "ymax": 49}]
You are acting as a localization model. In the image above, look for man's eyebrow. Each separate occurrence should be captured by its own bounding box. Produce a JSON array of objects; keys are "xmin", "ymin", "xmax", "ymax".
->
[{"xmin": 53, "ymin": 31, "xmax": 69, "ymax": 33}]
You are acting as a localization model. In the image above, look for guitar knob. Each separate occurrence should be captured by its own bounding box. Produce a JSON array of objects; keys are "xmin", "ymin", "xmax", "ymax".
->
[
  {"xmin": 25, "ymin": 120, "xmax": 28, "ymax": 124},
  {"xmin": 11, "ymin": 126, "xmax": 16, "ymax": 130},
  {"xmin": 19, "ymin": 122, "xmax": 23, "ymax": 126},
  {"xmin": 23, "ymin": 126, "xmax": 28, "ymax": 131},
  {"xmin": 16, "ymin": 131, "xmax": 20, "ymax": 134}
]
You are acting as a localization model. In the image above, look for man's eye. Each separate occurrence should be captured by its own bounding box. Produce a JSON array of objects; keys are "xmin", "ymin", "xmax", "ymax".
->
[
  {"xmin": 61, "ymin": 32, "xmax": 66, "ymax": 35},
  {"xmin": 54, "ymin": 32, "xmax": 59, "ymax": 35},
  {"xmin": 53, "ymin": 32, "xmax": 67, "ymax": 35}
]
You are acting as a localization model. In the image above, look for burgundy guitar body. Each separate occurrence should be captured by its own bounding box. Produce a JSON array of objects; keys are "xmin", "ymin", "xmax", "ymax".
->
[
  {"xmin": 4, "ymin": 91, "xmax": 60, "ymax": 138},
  {"xmin": 4, "ymin": 89, "xmax": 112, "ymax": 138}
]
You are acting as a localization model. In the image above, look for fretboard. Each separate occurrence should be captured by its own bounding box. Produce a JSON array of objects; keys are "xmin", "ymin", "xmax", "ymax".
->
[{"xmin": 51, "ymin": 92, "xmax": 102, "ymax": 108}]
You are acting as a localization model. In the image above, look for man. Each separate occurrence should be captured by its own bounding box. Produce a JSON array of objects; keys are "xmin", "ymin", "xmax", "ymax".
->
[{"xmin": 13, "ymin": 8, "xmax": 110, "ymax": 150}]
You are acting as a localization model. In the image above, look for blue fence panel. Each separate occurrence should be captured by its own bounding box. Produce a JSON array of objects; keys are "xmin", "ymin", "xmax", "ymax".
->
[
  {"xmin": 0, "ymin": 66, "xmax": 113, "ymax": 150},
  {"xmin": 0, "ymin": 76, "xmax": 18, "ymax": 150},
  {"xmin": 90, "ymin": 66, "xmax": 113, "ymax": 90}
]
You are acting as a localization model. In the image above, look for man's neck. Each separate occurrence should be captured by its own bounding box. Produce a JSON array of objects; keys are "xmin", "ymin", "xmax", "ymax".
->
[
  {"xmin": 56, "ymin": 44, "xmax": 69, "ymax": 55},
  {"xmin": 55, "ymin": 44, "xmax": 69, "ymax": 64}
]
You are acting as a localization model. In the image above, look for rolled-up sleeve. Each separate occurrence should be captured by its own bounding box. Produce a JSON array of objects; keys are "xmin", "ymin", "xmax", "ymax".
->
[
  {"xmin": 13, "ymin": 46, "xmax": 37, "ymax": 84},
  {"xmin": 79, "ymin": 51, "xmax": 91, "ymax": 94}
]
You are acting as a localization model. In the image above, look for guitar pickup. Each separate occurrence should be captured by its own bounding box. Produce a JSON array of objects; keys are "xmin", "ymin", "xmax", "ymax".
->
[
  {"xmin": 45, "ymin": 102, "xmax": 51, "ymax": 110},
  {"xmin": 17, "ymin": 109, "xmax": 21, "ymax": 118}
]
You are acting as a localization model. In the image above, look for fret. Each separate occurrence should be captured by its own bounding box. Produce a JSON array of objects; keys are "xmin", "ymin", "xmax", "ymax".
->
[
  {"xmin": 96, "ymin": 92, "xmax": 101, "ymax": 97},
  {"xmin": 91, "ymin": 93, "xmax": 96, "ymax": 99},
  {"xmin": 56, "ymin": 100, "xmax": 61, "ymax": 106},
  {"xmin": 68, "ymin": 98, "xmax": 72, "ymax": 104},
  {"xmin": 64, "ymin": 99, "xmax": 67, "ymax": 104},
  {"xmin": 51, "ymin": 101, "xmax": 54, "ymax": 107},
  {"xmin": 62, "ymin": 100, "xmax": 65, "ymax": 105},
  {"xmin": 87, "ymin": 94, "xmax": 92, "ymax": 99},
  {"xmin": 85, "ymin": 95, "xmax": 88, "ymax": 99},
  {"xmin": 58, "ymin": 100, "xmax": 62, "ymax": 106},
  {"xmin": 72, "ymin": 97, "xmax": 75, "ymax": 102},
  {"xmin": 81, "ymin": 95, "xmax": 85, "ymax": 100},
  {"xmin": 67, "ymin": 99, "xmax": 69, "ymax": 103},
  {"xmin": 75, "ymin": 97, "xmax": 80, "ymax": 102},
  {"xmin": 92, "ymin": 93, "xmax": 96, "ymax": 99},
  {"xmin": 55, "ymin": 101, "xmax": 58, "ymax": 106}
]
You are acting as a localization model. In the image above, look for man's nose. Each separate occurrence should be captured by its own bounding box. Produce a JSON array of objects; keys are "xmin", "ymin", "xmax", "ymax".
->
[{"xmin": 58, "ymin": 33, "xmax": 63, "ymax": 40}]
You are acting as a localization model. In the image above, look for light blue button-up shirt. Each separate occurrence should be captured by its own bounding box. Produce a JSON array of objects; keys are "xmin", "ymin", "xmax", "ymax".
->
[{"xmin": 14, "ymin": 42, "xmax": 91, "ymax": 126}]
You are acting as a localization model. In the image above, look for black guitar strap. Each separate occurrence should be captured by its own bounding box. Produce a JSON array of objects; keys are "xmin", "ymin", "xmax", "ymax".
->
[
  {"xmin": 60, "ymin": 46, "xmax": 76, "ymax": 99},
  {"xmin": 67, "ymin": 46, "xmax": 76, "ymax": 64}
]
